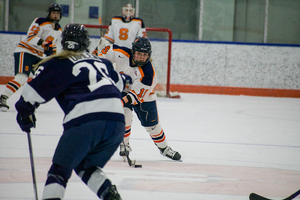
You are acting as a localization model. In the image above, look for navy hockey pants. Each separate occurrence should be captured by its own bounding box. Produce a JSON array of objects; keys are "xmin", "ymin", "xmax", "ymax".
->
[{"xmin": 52, "ymin": 119, "xmax": 124, "ymax": 171}]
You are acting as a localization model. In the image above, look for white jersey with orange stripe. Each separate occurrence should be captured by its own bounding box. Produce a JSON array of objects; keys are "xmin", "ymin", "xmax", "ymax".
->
[
  {"xmin": 14, "ymin": 17, "xmax": 62, "ymax": 58},
  {"xmin": 99, "ymin": 44, "xmax": 157, "ymax": 105},
  {"xmin": 104, "ymin": 16, "xmax": 147, "ymax": 49}
]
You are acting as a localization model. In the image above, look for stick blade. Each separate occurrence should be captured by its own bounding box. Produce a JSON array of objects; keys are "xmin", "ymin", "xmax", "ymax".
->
[{"xmin": 249, "ymin": 193, "xmax": 271, "ymax": 200}]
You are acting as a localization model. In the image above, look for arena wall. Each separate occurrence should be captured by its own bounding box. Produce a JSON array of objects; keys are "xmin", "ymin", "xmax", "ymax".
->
[{"xmin": 1, "ymin": 32, "xmax": 299, "ymax": 97}]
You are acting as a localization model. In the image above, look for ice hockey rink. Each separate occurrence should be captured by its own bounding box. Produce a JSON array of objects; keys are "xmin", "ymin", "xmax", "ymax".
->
[{"xmin": 0, "ymin": 84, "xmax": 299, "ymax": 200}]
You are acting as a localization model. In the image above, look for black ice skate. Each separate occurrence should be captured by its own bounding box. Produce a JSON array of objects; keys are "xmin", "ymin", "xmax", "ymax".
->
[
  {"xmin": 160, "ymin": 146, "xmax": 182, "ymax": 161},
  {"xmin": 0, "ymin": 95, "xmax": 9, "ymax": 112},
  {"xmin": 104, "ymin": 185, "xmax": 122, "ymax": 200}
]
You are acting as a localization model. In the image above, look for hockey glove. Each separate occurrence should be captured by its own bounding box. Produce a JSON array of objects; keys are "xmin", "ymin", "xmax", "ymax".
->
[
  {"xmin": 15, "ymin": 96, "xmax": 39, "ymax": 132},
  {"xmin": 43, "ymin": 41, "xmax": 54, "ymax": 56},
  {"xmin": 121, "ymin": 74, "xmax": 132, "ymax": 94},
  {"xmin": 16, "ymin": 113, "xmax": 36, "ymax": 133}
]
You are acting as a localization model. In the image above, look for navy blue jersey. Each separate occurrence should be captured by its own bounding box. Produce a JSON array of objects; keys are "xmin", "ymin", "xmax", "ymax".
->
[{"xmin": 18, "ymin": 52, "xmax": 128, "ymax": 129}]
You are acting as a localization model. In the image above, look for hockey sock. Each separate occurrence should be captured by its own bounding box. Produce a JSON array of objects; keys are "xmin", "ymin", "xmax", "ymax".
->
[
  {"xmin": 42, "ymin": 164, "xmax": 72, "ymax": 200},
  {"xmin": 145, "ymin": 123, "xmax": 168, "ymax": 149},
  {"xmin": 75, "ymin": 166, "xmax": 112, "ymax": 199},
  {"xmin": 123, "ymin": 125, "xmax": 131, "ymax": 144},
  {"xmin": 3, "ymin": 73, "xmax": 28, "ymax": 98},
  {"xmin": 123, "ymin": 107, "xmax": 133, "ymax": 144}
]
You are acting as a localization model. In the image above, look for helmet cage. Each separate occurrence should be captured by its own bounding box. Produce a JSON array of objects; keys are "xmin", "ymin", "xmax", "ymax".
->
[
  {"xmin": 61, "ymin": 24, "xmax": 90, "ymax": 52},
  {"xmin": 132, "ymin": 37, "xmax": 152, "ymax": 66},
  {"xmin": 122, "ymin": 4, "xmax": 135, "ymax": 21},
  {"xmin": 47, "ymin": 3, "xmax": 62, "ymax": 23}
]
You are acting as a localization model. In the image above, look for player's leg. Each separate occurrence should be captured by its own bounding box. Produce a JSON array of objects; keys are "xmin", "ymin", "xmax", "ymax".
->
[
  {"xmin": 43, "ymin": 120, "xmax": 123, "ymax": 199},
  {"xmin": 119, "ymin": 106, "xmax": 133, "ymax": 157},
  {"xmin": 0, "ymin": 52, "xmax": 41, "ymax": 111},
  {"xmin": 74, "ymin": 120, "xmax": 124, "ymax": 199},
  {"xmin": 134, "ymin": 101, "xmax": 182, "ymax": 161},
  {"xmin": 42, "ymin": 121, "xmax": 94, "ymax": 199},
  {"xmin": 42, "ymin": 163, "xmax": 72, "ymax": 200}
]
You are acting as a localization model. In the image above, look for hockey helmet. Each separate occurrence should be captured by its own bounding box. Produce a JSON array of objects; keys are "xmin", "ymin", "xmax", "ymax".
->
[
  {"xmin": 47, "ymin": 3, "xmax": 62, "ymax": 23},
  {"xmin": 122, "ymin": 3, "xmax": 135, "ymax": 21},
  {"xmin": 61, "ymin": 24, "xmax": 90, "ymax": 52},
  {"xmin": 132, "ymin": 36, "xmax": 152, "ymax": 66}
]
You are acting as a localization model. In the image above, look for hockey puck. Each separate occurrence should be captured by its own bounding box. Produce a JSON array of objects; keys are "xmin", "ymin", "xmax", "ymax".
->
[{"xmin": 134, "ymin": 164, "xmax": 142, "ymax": 168}]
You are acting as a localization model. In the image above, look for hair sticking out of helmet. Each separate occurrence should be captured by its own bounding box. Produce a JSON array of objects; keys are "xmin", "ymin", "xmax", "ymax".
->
[
  {"xmin": 47, "ymin": 3, "xmax": 62, "ymax": 23},
  {"xmin": 132, "ymin": 36, "xmax": 152, "ymax": 66},
  {"xmin": 61, "ymin": 24, "xmax": 90, "ymax": 52},
  {"xmin": 122, "ymin": 3, "xmax": 135, "ymax": 22}
]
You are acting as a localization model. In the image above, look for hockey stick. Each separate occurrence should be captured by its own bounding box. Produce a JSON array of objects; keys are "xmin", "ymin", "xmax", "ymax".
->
[
  {"xmin": 26, "ymin": 131, "xmax": 38, "ymax": 200},
  {"xmin": 249, "ymin": 189, "xmax": 300, "ymax": 200},
  {"xmin": 98, "ymin": 17, "xmax": 103, "ymax": 37},
  {"xmin": 122, "ymin": 141, "xmax": 142, "ymax": 168}
]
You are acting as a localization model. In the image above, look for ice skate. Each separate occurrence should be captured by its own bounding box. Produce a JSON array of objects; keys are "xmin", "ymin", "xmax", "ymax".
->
[
  {"xmin": 0, "ymin": 95, "xmax": 9, "ymax": 112},
  {"xmin": 105, "ymin": 185, "xmax": 122, "ymax": 200},
  {"xmin": 119, "ymin": 143, "xmax": 132, "ymax": 161},
  {"xmin": 160, "ymin": 146, "xmax": 182, "ymax": 161}
]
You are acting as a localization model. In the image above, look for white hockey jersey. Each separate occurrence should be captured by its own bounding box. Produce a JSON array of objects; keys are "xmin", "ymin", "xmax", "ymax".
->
[
  {"xmin": 99, "ymin": 44, "xmax": 157, "ymax": 105},
  {"xmin": 104, "ymin": 16, "xmax": 147, "ymax": 49},
  {"xmin": 15, "ymin": 17, "xmax": 62, "ymax": 58}
]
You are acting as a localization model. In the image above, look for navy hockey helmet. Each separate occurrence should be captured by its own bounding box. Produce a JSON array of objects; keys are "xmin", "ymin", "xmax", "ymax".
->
[
  {"xmin": 132, "ymin": 36, "xmax": 152, "ymax": 66},
  {"xmin": 47, "ymin": 3, "xmax": 62, "ymax": 23},
  {"xmin": 61, "ymin": 24, "xmax": 90, "ymax": 52}
]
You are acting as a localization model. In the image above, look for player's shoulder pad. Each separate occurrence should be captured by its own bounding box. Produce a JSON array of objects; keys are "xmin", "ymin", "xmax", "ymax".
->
[
  {"xmin": 131, "ymin": 17, "xmax": 146, "ymax": 27},
  {"xmin": 35, "ymin": 17, "xmax": 51, "ymax": 25},
  {"xmin": 112, "ymin": 44, "xmax": 131, "ymax": 56},
  {"xmin": 99, "ymin": 57, "xmax": 114, "ymax": 69},
  {"xmin": 111, "ymin": 16, "xmax": 123, "ymax": 21},
  {"xmin": 140, "ymin": 61, "xmax": 154, "ymax": 86}
]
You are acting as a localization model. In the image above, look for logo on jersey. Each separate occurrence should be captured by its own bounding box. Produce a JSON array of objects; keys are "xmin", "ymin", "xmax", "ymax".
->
[{"xmin": 66, "ymin": 41, "xmax": 78, "ymax": 49}]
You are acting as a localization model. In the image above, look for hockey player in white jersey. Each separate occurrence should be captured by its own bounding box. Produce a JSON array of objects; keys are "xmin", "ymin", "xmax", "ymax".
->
[
  {"xmin": 15, "ymin": 24, "xmax": 131, "ymax": 200},
  {"xmin": 99, "ymin": 36, "xmax": 181, "ymax": 161},
  {"xmin": 93, "ymin": 3, "xmax": 147, "ymax": 55},
  {"xmin": 0, "ymin": 3, "xmax": 62, "ymax": 112}
]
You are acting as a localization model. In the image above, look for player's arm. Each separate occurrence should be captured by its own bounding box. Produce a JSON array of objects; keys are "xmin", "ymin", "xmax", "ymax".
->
[
  {"xmin": 26, "ymin": 18, "xmax": 55, "ymax": 56},
  {"xmin": 98, "ymin": 44, "xmax": 117, "ymax": 62},
  {"xmin": 138, "ymin": 18, "xmax": 147, "ymax": 38},
  {"xmin": 25, "ymin": 18, "xmax": 49, "ymax": 47},
  {"xmin": 125, "ymin": 64, "xmax": 156, "ymax": 104},
  {"xmin": 126, "ymin": 81, "xmax": 153, "ymax": 105},
  {"xmin": 103, "ymin": 20, "xmax": 115, "ymax": 43},
  {"xmin": 92, "ymin": 37, "xmax": 112, "ymax": 56},
  {"xmin": 139, "ymin": 27, "xmax": 147, "ymax": 38}
]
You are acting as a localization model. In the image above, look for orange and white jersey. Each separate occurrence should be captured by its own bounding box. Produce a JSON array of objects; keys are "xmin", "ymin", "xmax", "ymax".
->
[
  {"xmin": 14, "ymin": 17, "xmax": 62, "ymax": 58},
  {"xmin": 104, "ymin": 16, "xmax": 147, "ymax": 49},
  {"xmin": 99, "ymin": 44, "xmax": 157, "ymax": 104}
]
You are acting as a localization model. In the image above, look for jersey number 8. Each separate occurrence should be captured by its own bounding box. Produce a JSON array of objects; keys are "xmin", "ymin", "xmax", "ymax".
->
[{"xmin": 119, "ymin": 28, "xmax": 129, "ymax": 40}]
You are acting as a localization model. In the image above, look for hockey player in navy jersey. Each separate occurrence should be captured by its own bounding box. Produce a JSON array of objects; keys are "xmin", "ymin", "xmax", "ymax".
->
[
  {"xmin": 15, "ymin": 24, "xmax": 131, "ymax": 200},
  {"xmin": 99, "ymin": 36, "xmax": 182, "ymax": 161},
  {"xmin": 0, "ymin": 3, "xmax": 63, "ymax": 112}
]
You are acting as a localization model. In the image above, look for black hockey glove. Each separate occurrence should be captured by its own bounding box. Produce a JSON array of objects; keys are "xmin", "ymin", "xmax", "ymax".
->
[
  {"xmin": 16, "ymin": 113, "xmax": 36, "ymax": 133},
  {"xmin": 43, "ymin": 41, "xmax": 54, "ymax": 56},
  {"xmin": 15, "ymin": 96, "xmax": 39, "ymax": 132}
]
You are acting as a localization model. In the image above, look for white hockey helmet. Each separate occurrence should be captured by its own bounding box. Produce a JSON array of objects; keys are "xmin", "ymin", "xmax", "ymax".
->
[{"xmin": 122, "ymin": 3, "xmax": 135, "ymax": 21}]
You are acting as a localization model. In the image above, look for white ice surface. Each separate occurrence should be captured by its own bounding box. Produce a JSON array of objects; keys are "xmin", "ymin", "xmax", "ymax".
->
[{"xmin": 0, "ymin": 85, "xmax": 299, "ymax": 200}]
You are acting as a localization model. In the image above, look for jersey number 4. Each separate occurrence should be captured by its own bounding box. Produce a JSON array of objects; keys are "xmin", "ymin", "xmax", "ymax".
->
[{"xmin": 73, "ymin": 61, "xmax": 115, "ymax": 92}]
